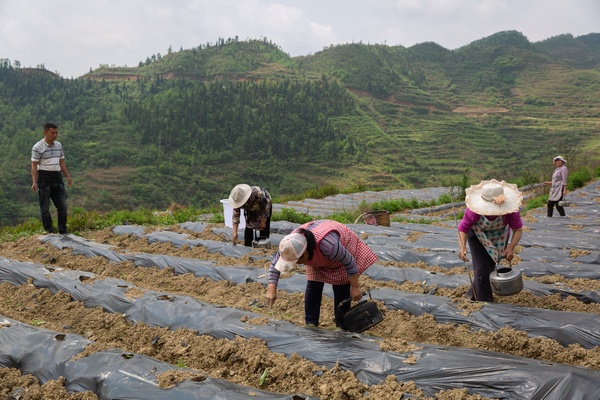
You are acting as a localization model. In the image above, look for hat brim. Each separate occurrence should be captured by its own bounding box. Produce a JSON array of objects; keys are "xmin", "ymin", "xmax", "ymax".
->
[
  {"xmin": 274, "ymin": 257, "xmax": 298, "ymax": 273},
  {"xmin": 228, "ymin": 184, "xmax": 252, "ymax": 208},
  {"xmin": 465, "ymin": 179, "xmax": 522, "ymax": 216}
]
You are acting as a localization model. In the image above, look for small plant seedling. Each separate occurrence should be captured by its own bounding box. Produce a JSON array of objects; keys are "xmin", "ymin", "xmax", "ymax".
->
[{"xmin": 259, "ymin": 368, "xmax": 268, "ymax": 386}]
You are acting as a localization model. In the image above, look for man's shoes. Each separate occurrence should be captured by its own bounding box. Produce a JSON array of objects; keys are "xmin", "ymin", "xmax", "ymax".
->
[
  {"xmin": 304, "ymin": 323, "xmax": 318, "ymax": 328},
  {"xmin": 59, "ymin": 230, "xmax": 69, "ymax": 234}
]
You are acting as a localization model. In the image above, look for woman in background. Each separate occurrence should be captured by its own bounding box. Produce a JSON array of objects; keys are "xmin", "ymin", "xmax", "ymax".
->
[{"xmin": 545, "ymin": 156, "xmax": 568, "ymax": 217}]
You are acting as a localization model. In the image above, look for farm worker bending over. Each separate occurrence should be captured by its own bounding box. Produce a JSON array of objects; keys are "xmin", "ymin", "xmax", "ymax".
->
[
  {"xmin": 266, "ymin": 220, "xmax": 378, "ymax": 330},
  {"xmin": 228, "ymin": 184, "xmax": 272, "ymax": 247},
  {"xmin": 457, "ymin": 179, "xmax": 524, "ymax": 302}
]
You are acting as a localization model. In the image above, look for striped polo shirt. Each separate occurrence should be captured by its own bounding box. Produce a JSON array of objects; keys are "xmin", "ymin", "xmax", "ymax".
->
[{"xmin": 32, "ymin": 139, "xmax": 65, "ymax": 172}]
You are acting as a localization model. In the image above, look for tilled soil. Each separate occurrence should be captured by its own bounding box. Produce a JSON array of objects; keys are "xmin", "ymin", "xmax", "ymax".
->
[{"xmin": 1, "ymin": 218, "xmax": 599, "ymax": 399}]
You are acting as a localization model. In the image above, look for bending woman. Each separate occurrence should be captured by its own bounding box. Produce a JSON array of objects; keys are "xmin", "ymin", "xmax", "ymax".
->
[
  {"xmin": 266, "ymin": 220, "xmax": 377, "ymax": 329},
  {"xmin": 457, "ymin": 180, "xmax": 524, "ymax": 302},
  {"xmin": 228, "ymin": 184, "xmax": 272, "ymax": 246}
]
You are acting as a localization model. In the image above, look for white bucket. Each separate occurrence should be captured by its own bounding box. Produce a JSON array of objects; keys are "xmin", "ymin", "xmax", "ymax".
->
[{"xmin": 221, "ymin": 199, "xmax": 245, "ymax": 229}]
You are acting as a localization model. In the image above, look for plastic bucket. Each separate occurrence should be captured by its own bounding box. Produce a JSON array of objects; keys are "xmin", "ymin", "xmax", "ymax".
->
[{"xmin": 221, "ymin": 199, "xmax": 245, "ymax": 229}]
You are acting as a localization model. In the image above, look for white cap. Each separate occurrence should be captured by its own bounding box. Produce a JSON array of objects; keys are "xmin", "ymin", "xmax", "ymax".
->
[{"xmin": 274, "ymin": 233, "xmax": 307, "ymax": 273}]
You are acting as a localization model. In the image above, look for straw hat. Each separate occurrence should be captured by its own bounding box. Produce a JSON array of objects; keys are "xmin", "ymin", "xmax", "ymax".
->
[
  {"xmin": 465, "ymin": 179, "xmax": 522, "ymax": 216},
  {"xmin": 228, "ymin": 184, "xmax": 252, "ymax": 208}
]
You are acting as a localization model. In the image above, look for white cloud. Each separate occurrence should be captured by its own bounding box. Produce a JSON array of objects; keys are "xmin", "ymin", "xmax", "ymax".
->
[{"xmin": 1, "ymin": 0, "xmax": 597, "ymax": 77}]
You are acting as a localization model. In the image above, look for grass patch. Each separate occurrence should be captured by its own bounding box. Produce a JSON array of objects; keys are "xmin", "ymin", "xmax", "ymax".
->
[
  {"xmin": 271, "ymin": 208, "xmax": 315, "ymax": 224},
  {"xmin": 273, "ymin": 182, "xmax": 374, "ymax": 203},
  {"xmin": 2, "ymin": 166, "xmax": 597, "ymax": 242},
  {"xmin": 523, "ymin": 195, "xmax": 548, "ymax": 213}
]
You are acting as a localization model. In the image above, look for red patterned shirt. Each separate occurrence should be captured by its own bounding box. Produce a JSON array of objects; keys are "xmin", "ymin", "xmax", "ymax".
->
[{"xmin": 268, "ymin": 220, "xmax": 377, "ymax": 285}]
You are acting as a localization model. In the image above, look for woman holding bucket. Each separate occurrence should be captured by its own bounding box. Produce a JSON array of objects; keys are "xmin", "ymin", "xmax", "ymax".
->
[
  {"xmin": 544, "ymin": 155, "xmax": 569, "ymax": 217},
  {"xmin": 228, "ymin": 184, "xmax": 272, "ymax": 247},
  {"xmin": 266, "ymin": 220, "xmax": 378, "ymax": 330},
  {"xmin": 457, "ymin": 179, "xmax": 524, "ymax": 302}
]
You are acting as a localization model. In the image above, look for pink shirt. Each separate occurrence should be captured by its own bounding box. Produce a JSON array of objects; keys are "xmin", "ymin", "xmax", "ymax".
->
[{"xmin": 458, "ymin": 208, "xmax": 523, "ymax": 234}]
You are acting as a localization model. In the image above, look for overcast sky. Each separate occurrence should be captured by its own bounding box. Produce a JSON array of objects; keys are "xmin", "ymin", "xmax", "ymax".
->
[{"xmin": 1, "ymin": 0, "xmax": 598, "ymax": 78}]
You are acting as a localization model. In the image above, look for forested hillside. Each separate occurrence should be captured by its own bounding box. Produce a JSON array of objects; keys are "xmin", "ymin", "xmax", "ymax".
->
[{"xmin": 1, "ymin": 32, "xmax": 599, "ymax": 225}]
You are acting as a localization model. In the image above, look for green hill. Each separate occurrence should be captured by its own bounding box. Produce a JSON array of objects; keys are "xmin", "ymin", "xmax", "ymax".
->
[{"xmin": 1, "ymin": 32, "xmax": 599, "ymax": 225}]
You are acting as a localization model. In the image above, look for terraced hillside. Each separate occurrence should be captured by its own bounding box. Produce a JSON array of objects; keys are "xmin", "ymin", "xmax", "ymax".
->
[{"xmin": 3, "ymin": 33, "xmax": 600, "ymax": 226}]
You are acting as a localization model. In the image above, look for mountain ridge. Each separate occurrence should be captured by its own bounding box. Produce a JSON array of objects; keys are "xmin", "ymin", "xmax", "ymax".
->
[{"xmin": 0, "ymin": 30, "xmax": 599, "ymax": 225}]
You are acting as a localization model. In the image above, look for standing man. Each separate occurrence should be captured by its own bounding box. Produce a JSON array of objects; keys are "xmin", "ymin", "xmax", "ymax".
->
[{"xmin": 31, "ymin": 123, "xmax": 72, "ymax": 234}]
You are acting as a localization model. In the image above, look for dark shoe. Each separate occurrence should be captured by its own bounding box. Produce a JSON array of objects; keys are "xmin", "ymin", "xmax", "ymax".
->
[{"xmin": 59, "ymin": 230, "xmax": 69, "ymax": 234}]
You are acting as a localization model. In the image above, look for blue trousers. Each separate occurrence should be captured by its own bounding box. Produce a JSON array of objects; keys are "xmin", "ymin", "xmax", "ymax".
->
[
  {"xmin": 38, "ymin": 180, "xmax": 68, "ymax": 233},
  {"xmin": 305, "ymin": 280, "xmax": 351, "ymax": 328}
]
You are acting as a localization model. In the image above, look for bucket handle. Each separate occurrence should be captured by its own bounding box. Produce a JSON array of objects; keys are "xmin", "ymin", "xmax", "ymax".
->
[
  {"xmin": 337, "ymin": 290, "xmax": 371, "ymax": 310},
  {"xmin": 496, "ymin": 258, "xmax": 512, "ymax": 271}
]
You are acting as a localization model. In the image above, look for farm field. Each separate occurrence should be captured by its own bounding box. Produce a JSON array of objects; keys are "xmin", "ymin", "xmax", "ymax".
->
[{"xmin": 1, "ymin": 181, "xmax": 600, "ymax": 399}]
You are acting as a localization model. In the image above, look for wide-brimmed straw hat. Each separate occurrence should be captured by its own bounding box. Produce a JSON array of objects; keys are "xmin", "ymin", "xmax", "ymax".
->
[
  {"xmin": 228, "ymin": 184, "xmax": 252, "ymax": 208},
  {"xmin": 465, "ymin": 179, "xmax": 522, "ymax": 216}
]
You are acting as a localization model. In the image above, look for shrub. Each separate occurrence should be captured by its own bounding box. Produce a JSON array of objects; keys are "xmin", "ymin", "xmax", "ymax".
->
[
  {"xmin": 369, "ymin": 195, "xmax": 448, "ymax": 214},
  {"xmin": 437, "ymin": 193, "xmax": 452, "ymax": 204},
  {"xmin": 0, "ymin": 218, "xmax": 42, "ymax": 241},
  {"xmin": 568, "ymin": 168, "xmax": 592, "ymax": 190},
  {"xmin": 305, "ymin": 185, "xmax": 339, "ymax": 199},
  {"xmin": 328, "ymin": 210, "xmax": 360, "ymax": 224},
  {"xmin": 272, "ymin": 208, "xmax": 314, "ymax": 224},
  {"xmin": 69, "ymin": 209, "xmax": 102, "ymax": 231},
  {"xmin": 523, "ymin": 195, "xmax": 548, "ymax": 212}
]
